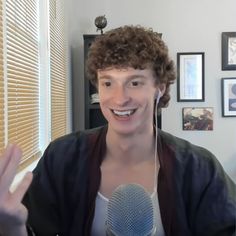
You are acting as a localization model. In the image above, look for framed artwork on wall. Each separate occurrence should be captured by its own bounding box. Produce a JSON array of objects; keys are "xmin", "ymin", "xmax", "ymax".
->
[
  {"xmin": 182, "ymin": 107, "xmax": 213, "ymax": 131},
  {"xmin": 221, "ymin": 77, "xmax": 236, "ymax": 117},
  {"xmin": 177, "ymin": 52, "xmax": 205, "ymax": 102},
  {"xmin": 222, "ymin": 32, "xmax": 236, "ymax": 70}
]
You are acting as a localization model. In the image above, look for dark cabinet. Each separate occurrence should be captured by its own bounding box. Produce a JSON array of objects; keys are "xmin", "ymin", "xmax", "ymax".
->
[
  {"xmin": 83, "ymin": 34, "xmax": 161, "ymax": 129},
  {"xmin": 84, "ymin": 35, "xmax": 107, "ymax": 129}
]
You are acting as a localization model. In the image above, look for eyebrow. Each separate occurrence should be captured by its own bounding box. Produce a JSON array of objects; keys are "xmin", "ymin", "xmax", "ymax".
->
[
  {"xmin": 98, "ymin": 75, "xmax": 113, "ymax": 80},
  {"xmin": 98, "ymin": 74, "xmax": 147, "ymax": 80}
]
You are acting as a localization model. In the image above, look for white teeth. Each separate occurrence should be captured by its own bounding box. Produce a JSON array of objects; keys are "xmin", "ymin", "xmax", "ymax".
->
[{"xmin": 113, "ymin": 110, "xmax": 133, "ymax": 116}]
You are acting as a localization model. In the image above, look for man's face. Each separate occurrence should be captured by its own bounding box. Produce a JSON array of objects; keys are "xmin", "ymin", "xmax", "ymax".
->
[{"xmin": 97, "ymin": 67, "xmax": 158, "ymax": 135}]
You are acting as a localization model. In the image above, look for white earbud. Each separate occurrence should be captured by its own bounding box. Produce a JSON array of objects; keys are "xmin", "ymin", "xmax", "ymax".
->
[{"xmin": 156, "ymin": 89, "xmax": 162, "ymax": 104}]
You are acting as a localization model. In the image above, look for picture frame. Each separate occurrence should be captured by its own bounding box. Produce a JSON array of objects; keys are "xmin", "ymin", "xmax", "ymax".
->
[
  {"xmin": 221, "ymin": 77, "xmax": 236, "ymax": 117},
  {"xmin": 182, "ymin": 107, "xmax": 213, "ymax": 131},
  {"xmin": 177, "ymin": 52, "xmax": 205, "ymax": 102},
  {"xmin": 222, "ymin": 32, "xmax": 236, "ymax": 70}
]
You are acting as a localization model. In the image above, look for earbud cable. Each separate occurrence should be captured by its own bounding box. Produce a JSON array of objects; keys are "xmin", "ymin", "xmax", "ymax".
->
[{"xmin": 154, "ymin": 91, "xmax": 161, "ymax": 193}]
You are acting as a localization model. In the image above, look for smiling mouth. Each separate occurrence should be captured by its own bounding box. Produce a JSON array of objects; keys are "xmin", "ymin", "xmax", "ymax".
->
[{"xmin": 111, "ymin": 109, "xmax": 136, "ymax": 117}]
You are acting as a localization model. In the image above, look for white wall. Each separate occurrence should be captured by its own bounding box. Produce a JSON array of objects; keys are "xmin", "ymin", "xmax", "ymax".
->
[{"xmin": 67, "ymin": 0, "xmax": 236, "ymax": 181}]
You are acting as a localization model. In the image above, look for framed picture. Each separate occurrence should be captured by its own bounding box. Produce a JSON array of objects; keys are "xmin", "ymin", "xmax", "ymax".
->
[
  {"xmin": 177, "ymin": 52, "xmax": 205, "ymax": 102},
  {"xmin": 222, "ymin": 32, "xmax": 236, "ymax": 70},
  {"xmin": 221, "ymin": 77, "xmax": 236, "ymax": 117},
  {"xmin": 182, "ymin": 107, "xmax": 213, "ymax": 131}
]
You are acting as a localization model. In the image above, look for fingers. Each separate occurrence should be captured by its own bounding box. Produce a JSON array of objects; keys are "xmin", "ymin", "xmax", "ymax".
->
[
  {"xmin": 0, "ymin": 144, "xmax": 22, "ymax": 194},
  {"xmin": 12, "ymin": 172, "xmax": 33, "ymax": 203},
  {"xmin": 0, "ymin": 144, "xmax": 15, "ymax": 175},
  {"xmin": 0, "ymin": 145, "xmax": 31, "ymax": 234}
]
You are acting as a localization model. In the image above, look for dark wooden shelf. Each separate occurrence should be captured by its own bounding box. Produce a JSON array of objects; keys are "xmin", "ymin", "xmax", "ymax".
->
[
  {"xmin": 88, "ymin": 103, "xmax": 100, "ymax": 109},
  {"xmin": 84, "ymin": 35, "xmax": 107, "ymax": 129}
]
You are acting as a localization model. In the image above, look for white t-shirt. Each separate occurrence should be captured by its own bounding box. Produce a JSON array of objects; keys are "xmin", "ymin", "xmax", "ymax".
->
[{"xmin": 91, "ymin": 190, "xmax": 165, "ymax": 236}]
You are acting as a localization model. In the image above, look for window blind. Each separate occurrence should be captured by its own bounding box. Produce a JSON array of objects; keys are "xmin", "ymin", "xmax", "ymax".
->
[
  {"xmin": 0, "ymin": 0, "xmax": 68, "ymax": 168},
  {"xmin": 5, "ymin": 0, "xmax": 40, "ymax": 168},
  {"xmin": 49, "ymin": 0, "xmax": 68, "ymax": 140},
  {"xmin": 0, "ymin": 0, "xmax": 4, "ymax": 153}
]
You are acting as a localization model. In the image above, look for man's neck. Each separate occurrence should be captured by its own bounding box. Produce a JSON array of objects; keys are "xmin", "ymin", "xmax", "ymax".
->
[{"xmin": 105, "ymin": 126, "xmax": 156, "ymax": 164}]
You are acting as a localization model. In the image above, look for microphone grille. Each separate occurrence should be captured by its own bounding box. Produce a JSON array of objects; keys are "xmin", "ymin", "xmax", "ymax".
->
[{"xmin": 106, "ymin": 183, "xmax": 154, "ymax": 236}]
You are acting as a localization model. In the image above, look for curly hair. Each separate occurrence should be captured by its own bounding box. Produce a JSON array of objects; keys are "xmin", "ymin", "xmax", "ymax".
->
[{"xmin": 86, "ymin": 25, "xmax": 176, "ymax": 109}]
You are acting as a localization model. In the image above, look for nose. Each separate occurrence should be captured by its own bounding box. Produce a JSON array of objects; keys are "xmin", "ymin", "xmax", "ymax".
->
[{"xmin": 113, "ymin": 86, "xmax": 130, "ymax": 106}]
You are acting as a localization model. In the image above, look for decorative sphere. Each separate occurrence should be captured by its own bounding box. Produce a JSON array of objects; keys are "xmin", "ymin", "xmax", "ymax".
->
[{"xmin": 94, "ymin": 15, "xmax": 107, "ymax": 31}]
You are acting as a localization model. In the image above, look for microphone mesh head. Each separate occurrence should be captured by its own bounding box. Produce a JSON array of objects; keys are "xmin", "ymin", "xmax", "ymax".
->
[{"xmin": 106, "ymin": 183, "xmax": 154, "ymax": 236}]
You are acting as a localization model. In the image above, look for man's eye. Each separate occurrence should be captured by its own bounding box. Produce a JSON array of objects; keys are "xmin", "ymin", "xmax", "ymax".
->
[
  {"xmin": 131, "ymin": 81, "xmax": 140, "ymax": 86},
  {"xmin": 104, "ymin": 81, "xmax": 111, "ymax": 87}
]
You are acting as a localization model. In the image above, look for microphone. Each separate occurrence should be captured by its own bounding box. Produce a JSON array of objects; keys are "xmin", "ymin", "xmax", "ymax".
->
[{"xmin": 106, "ymin": 183, "xmax": 156, "ymax": 236}]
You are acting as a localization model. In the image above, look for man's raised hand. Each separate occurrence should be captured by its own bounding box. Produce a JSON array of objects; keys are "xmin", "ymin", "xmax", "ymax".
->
[{"xmin": 0, "ymin": 144, "xmax": 33, "ymax": 236}]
